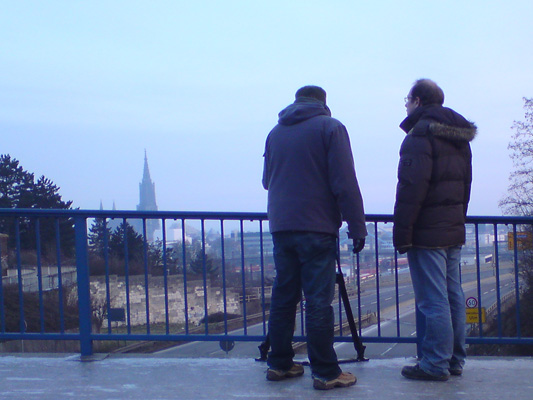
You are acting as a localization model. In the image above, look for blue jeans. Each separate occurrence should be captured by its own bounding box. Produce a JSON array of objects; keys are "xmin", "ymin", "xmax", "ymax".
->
[
  {"xmin": 408, "ymin": 246, "xmax": 467, "ymax": 376},
  {"xmin": 267, "ymin": 231, "xmax": 341, "ymax": 380}
]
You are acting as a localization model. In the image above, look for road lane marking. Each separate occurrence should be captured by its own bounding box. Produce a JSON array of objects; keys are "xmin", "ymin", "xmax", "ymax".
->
[{"xmin": 381, "ymin": 344, "xmax": 396, "ymax": 356}]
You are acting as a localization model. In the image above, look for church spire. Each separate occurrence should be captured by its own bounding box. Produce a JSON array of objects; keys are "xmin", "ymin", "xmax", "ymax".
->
[
  {"xmin": 135, "ymin": 150, "xmax": 159, "ymax": 241},
  {"xmin": 142, "ymin": 149, "xmax": 152, "ymax": 183}
]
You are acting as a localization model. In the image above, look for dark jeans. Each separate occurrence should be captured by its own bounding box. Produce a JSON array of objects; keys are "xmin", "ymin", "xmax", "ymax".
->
[{"xmin": 267, "ymin": 231, "xmax": 341, "ymax": 380}]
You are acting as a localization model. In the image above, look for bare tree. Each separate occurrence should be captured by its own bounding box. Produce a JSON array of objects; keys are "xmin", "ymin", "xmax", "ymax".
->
[
  {"xmin": 500, "ymin": 98, "xmax": 533, "ymax": 344},
  {"xmin": 468, "ymin": 99, "xmax": 533, "ymax": 356},
  {"xmin": 91, "ymin": 296, "xmax": 111, "ymax": 334},
  {"xmin": 500, "ymin": 98, "xmax": 533, "ymax": 216}
]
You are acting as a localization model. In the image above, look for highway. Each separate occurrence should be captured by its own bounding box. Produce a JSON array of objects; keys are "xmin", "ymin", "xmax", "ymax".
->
[{"xmin": 156, "ymin": 261, "xmax": 518, "ymax": 360}]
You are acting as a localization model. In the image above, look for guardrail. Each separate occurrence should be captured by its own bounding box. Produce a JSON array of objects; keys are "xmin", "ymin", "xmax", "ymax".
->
[{"xmin": 0, "ymin": 209, "xmax": 532, "ymax": 356}]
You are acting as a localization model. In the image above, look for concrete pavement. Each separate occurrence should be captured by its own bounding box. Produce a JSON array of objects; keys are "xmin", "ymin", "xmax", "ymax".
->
[{"xmin": 1, "ymin": 354, "xmax": 532, "ymax": 399}]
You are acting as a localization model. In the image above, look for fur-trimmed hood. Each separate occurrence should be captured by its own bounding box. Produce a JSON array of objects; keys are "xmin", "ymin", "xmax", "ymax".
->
[
  {"xmin": 429, "ymin": 121, "xmax": 477, "ymax": 142},
  {"xmin": 400, "ymin": 104, "xmax": 477, "ymax": 143}
]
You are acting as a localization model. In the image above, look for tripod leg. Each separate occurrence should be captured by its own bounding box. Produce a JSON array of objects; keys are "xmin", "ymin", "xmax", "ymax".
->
[
  {"xmin": 336, "ymin": 272, "xmax": 368, "ymax": 361},
  {"xmin": 255, "ymin": 333, "xmax": 270, "ymax": 362}
]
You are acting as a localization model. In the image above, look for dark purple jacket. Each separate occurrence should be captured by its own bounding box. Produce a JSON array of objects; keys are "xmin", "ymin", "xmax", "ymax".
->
[
  {"xmin": 393, "ymin": 105, "xmax": 477, "ymax": 249},
  {"xmin": 262, "ymin": 97, "xmax": 367, "ymax": 238}
]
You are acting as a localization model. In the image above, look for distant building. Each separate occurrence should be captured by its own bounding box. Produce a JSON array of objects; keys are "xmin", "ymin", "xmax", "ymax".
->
[
  {"xmin": 230, "ymin": 230, "xmax": 274, "ymax": 258},
  {"xmin": 132, "ymin": 151, "xmax": 160, "ymax": 241},
  {"xmin": 99, "ymin": 200, "xmax": 121, "ymax": 232}
]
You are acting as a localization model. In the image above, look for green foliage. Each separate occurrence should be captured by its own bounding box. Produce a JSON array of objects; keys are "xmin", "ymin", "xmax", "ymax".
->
[
  {"xmin": 88, "ymin": 220, "xmax": 146, "ymax": 276},
  {"xmin": 0, "ymin": 155, "xmax": 73, "ymax": 210},
  {"xmin": 165, "ymin": 239, "xmax": 200, "ymax": 274},
  {"xmin": 189, "ymin": 252, "xmax": 219, "ymax": 275},
  {"xmin": 146, "ymin": 239, "xmax": 180, "ymax": 276},
  {"xmin": 199, "ymin": 311, "xmax": 240, "ymax": 324},
  {"xmin": 2, "ymin": 284, "xmax": 79, "ymax": 333},
  {"xmin": 0, "ymin": 154, "xmax": 74, "ymax": 258},
  {"xmin": 86, "ymin": 223, "xmax": 223, "ymax": 278},
  {"xmin": 468, "ymin": 282, "xmax": 533, "ymax": 356},
  {"xmin": 0, "ymin": 155, "xmax": 35, "ymax": 209},
  {"xmin": 108, "ymin": 222, "xmax": 144, "ymax": 262},
  {"xmin": 88, "ymin": 218, "xmax": 112, "ymax": 255}
]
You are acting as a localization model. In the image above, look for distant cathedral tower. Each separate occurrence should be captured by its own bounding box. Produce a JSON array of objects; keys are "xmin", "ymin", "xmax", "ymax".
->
[{"xmin": 136, "ymin": 151, "xmax": 159, "ymax": 241}]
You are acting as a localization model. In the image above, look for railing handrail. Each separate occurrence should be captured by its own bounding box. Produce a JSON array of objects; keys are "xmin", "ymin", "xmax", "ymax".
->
[
  {"xmin": 1, "ymin": 208, "xmax": 532, "ymax": 225},
  {"xmin": 1, "ymin": 208, "xmax": 532, "ymax": 357},
  {"xmin": 0, "ymin": 208, "xmax": 269, "ymax": 220}
]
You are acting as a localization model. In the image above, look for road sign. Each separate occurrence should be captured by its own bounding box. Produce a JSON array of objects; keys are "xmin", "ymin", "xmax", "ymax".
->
[
  {"xmin": 219, "ymin": 340, "xmax": 235, "ymax": 352},
  {"xmin": 466, "ymin": 297, "xmax": 478, "ymax": 308},
  {"xmin": 466, "ymin": 308, "xmax": 486, "ymax": 324},
  {"xmin": 508, "ymin": 231, "xmax": 533, "ymax": 250},
  {"xmin": 108, "ymin": 308, "xmax": 126, "ymax": 322}
]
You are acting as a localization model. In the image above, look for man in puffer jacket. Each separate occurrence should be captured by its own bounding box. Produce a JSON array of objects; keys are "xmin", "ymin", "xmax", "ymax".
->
[
  {"xmin": 393, "ymin": 79, "xmax": 477, "ymax": 381},
  {"xmin": 263, "ymin": 85, "xmax": 366, "ymax": 390}
]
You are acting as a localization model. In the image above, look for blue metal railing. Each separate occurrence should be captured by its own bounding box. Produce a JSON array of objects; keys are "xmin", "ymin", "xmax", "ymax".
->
[{"xmin": 0, "ymin": 209, "xmax": 532, "ymax": 356}]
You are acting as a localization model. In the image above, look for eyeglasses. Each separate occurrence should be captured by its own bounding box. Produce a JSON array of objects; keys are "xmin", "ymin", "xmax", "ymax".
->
[{"xmin": 404, "ymin": 96, "xmax": 413, "ymax": 103}]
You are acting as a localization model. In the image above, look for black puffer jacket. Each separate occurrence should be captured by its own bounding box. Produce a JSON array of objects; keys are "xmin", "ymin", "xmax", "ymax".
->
[{"xmin": 393, "ymin": 105, "xmax": 477, "ymax": 249}]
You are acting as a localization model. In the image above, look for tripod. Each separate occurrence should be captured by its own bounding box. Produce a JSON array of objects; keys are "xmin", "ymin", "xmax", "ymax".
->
[{"xmin": 256, "ymin": 252, "xmax": 368, "ymax": 363}]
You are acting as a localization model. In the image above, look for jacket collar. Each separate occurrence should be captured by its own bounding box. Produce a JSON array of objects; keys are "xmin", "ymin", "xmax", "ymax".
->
[{"xmin": 400, "ymin": 105, "xmax": 474, "ymax": 132}]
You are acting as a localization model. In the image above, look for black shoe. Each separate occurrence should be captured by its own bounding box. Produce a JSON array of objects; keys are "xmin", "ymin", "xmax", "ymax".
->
[
  {"xmin": 401, "ymin": 364, "xmax": 449, "ymax": 381},
  {"xmin": 449, "ymin": 366, "xmax": 463, "ymax": 376}
]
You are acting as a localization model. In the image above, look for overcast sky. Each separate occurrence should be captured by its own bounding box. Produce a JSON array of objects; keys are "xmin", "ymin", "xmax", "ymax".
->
[{"xmin": 2, "ymin": 1, "xmax": 532, "ymax": 216}]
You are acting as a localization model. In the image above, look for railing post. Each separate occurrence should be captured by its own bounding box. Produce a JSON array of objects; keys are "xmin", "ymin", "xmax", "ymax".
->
[{"xmin": 75, "ymin": 216, "xmax": 93, "ymax": 357}]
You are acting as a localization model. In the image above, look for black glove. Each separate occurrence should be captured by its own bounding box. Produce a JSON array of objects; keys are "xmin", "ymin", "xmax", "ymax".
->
[
  {"xmin": 352, "ymin": 238, "xmax": 365, "ymax": 254},
  {"xmin": 397, "ymin": 246, "xmax": 411, "ymax": 255}
]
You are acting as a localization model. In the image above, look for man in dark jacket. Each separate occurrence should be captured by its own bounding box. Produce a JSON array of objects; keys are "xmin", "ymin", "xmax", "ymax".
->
[
  {"xmin": 394, "ymin": 79, "xmax": 477, "ymax": 381},
  {"xmin": 263, "ymin": 85, "xmax": 367, "ymax": 390}
]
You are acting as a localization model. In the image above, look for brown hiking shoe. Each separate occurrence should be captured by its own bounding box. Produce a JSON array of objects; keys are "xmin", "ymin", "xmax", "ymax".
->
[
  {"xmin": 313, "ymin": 371, "xmax": 357, "ymax": 390},
  {"xmin": 266, "ymin": 364, "xmax": 304, "ymax": 381}
]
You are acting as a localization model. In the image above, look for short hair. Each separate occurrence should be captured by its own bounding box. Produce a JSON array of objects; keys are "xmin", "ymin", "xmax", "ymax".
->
[
  {"xmin": 410, "ymin": 79, "xmax": 444, "ymax": 106},
  {"xmin": 295, "ymin": 85, "xmax": 327, "ymax": 104}
]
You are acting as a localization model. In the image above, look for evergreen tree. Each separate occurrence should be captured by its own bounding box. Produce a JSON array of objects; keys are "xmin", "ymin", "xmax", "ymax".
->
[
  {"xmin": 0, "ymin": 154, "xmax": 74, "ymax": 258},
  {"xmin": 0, "ymin": 155, "xmax": 34, "ymax": 209},
  {"xmin": 88, "ymin": 218, "xmax": 112, "ymax": 256},
  {"xmin": 147, "ymin": 239, "xmax": 180, "ymax": 276},
  {"xmin": 109, "ymin": 222, "xmax": 144, "ymax": 262},
  {"xmin": 189, "ymin": 252, "xmax": 219, "ymax": 275}
]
